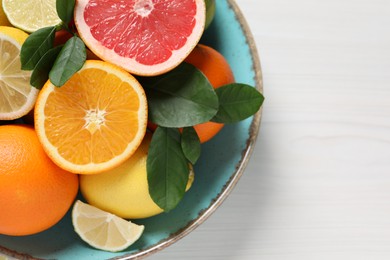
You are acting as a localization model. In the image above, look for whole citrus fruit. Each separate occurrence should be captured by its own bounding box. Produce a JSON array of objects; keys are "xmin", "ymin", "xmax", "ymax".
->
[
  {"xmin": 53, "ymin": 29, "xmax": 73, "ymax": 46},
  {"xmin": 74, "ymin": 0, "xmax": 206, "ymax": 76},
  {"xmin": 0, "ymin": 125, "xmax": 79, "ymax": 236},
  {"xmin": 184, "ymin": 44, "xmax": 235, "ymax": 143},
  {"xmin": 205, "ymin": 0, "xmax": 216, "ymax": 29},
  {"xmin": 80, "ymin": 133, "xmax": 194, "ymax": 219}
]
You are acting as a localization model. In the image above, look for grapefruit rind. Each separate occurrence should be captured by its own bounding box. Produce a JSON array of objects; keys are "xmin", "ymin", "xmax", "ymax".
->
[{"xmin": 74, "ymin": 0, "xmax": 206, "ymax": 76}]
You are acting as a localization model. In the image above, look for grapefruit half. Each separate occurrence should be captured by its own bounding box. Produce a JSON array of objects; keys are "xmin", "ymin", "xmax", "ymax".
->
[{"xmin": 74, "ymin": 0, "xmax": 206, "ymax": 76}]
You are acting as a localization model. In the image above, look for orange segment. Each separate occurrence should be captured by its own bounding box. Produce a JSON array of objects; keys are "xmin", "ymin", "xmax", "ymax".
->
[{"xmin": 35, "ymin": 60, "xmax": 148, "ymax": 174}]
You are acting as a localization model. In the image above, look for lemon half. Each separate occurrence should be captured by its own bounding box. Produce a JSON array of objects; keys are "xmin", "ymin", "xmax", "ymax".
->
[{"xmin": 0, "ymin": 26, "xmax": 37, "ymax": 120}]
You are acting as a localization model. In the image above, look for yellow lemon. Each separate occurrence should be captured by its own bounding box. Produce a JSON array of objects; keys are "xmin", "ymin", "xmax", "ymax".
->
[
  {"xmin": 80, "ymin": 133, "xmax": 194, "ymax": 219},
  {"xmin": 0, "ymin": 26, "xmax": 37, "ymax": 120}
]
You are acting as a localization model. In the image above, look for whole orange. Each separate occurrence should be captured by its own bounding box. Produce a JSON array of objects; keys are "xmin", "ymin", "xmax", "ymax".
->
[
  {"xmin": 0, "ymin": 125, "xmax": 79, "ymax": 236},
  {"xmin": 184, "ymin": 44, "xmax": 235, "ymax": 143},
  {"xmin": 53, "ymin": 29, "xmax": 73, "ymax": 46}
]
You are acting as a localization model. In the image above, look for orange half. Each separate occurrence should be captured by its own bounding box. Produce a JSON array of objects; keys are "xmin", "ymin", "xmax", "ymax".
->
[{"xmin": 35, "ymin": 60, "xmax": 148, "ymax": 174}]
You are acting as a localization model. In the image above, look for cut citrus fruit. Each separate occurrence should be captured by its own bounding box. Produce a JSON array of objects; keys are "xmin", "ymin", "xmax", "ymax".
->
[
  {"xmin": 74, "ymin": 0, "xmax": 206, "ymax": 76},
  {"xmin": 2, "ymin": 0, "xmax": 61, "ymax": 33},
  {"xmin": 80, "ymin": 133, "xmax": 195, "ymax": 219},
  {"xmin": 34, "ymin": 60, "xmax": 148, "ymax": 174},
  {"xmin": 0, "ymin": 26, "xmax": 38, "ymax": 120},
  {"xmin": 72, "ymin": 200, "xmax": 145, "ymax": 252}
]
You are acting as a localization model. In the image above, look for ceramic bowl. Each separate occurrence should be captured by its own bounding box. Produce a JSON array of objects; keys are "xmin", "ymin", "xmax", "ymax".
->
[{"xmin": 0, "ymin": 0, "xmax": 263, "ymax": 259}]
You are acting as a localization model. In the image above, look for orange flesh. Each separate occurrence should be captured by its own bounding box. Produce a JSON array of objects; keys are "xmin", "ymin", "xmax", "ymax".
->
[{"xmin": 43, "ymin": 67, "xmax": 143, "ymax": 165}]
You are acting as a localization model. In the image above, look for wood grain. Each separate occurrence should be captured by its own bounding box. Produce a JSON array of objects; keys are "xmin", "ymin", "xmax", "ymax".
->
[{"xmin": 150, "ymin": 0, "xmax": 390, "ymax": 259}]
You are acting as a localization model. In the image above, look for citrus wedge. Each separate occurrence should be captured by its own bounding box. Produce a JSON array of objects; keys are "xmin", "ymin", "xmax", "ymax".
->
[
  {"xmin": 2, "ymin": 0, "xmax": 61, "ymax": 32},
  {"xmin": 74, "ymin": 0, "xmax": 206, "ymax": 76},
  {"xmin": 0, "ymin": 26, "xmax": 38, "ymax": 120},
  {"xmin": 72, "ymin": 200, "xmax": 145, "ymax": 252},
  {"xmin": 34, "ymin": 60, "xmax": 148, "ymax": 174}
]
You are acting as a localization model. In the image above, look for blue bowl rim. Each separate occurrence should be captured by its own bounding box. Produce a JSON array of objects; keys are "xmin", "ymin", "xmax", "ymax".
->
[{"xmin": 117, "ymin": 0, "xmax": 264, "ymax": 259}]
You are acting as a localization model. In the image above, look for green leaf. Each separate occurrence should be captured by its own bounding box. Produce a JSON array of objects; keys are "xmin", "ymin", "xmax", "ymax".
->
[
  {"xmin": 56, "ymin": 0, "xmax": 76, "ymax": 24},
  {"xmin": 49, "ymin": 36, "xmax": 86, "ymax": 87},
  {"xmin": 30, "ymin": 46, "xmax": 63, "ymax": 89},
  {"xmin": 147, "ymin": 127, "xmax": 189, "ymax": 212},
  {"xmin": 181, "ymin": 127, "xmax": 201, "ymax": 165},
  {"xmin": 142, "ymin": 63, "xmax": 219, "ymax": 128},
  {"xmin": 20, "ymin": 26, "xmax": 56, "ymax": 70},
  {"xmin": 211, "ymin": 83, "xmax": 264, "ymax": 123}
]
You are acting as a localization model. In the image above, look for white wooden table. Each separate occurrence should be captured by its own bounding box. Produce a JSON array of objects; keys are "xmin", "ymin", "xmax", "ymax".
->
[{"xmin": 151, "ymin": 0, "xmax": 390, "ymax": 259}]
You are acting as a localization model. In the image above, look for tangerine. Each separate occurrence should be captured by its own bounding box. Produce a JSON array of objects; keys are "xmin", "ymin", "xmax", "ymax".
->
[
  {"xmin": 184, "ymin": 44, "xmax": 235, "ymax": 143},
  {"xmin": 0, "ymin": 125, "xmax": 79, "ymax": 236}
]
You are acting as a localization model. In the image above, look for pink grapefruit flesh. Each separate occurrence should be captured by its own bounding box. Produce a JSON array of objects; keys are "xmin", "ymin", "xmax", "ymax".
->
[{"xmin": 74, "ymin": 0, "xmax": 206, "ymax": 76}]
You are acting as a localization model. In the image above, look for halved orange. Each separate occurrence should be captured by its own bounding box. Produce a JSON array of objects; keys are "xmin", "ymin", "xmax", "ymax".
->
[{"xmin": 34, "ymin": 60, "xmax": 148, "ymax": 174}]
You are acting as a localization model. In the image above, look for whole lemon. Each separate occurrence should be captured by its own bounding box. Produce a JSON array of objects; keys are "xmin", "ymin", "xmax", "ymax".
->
[{"xmin": 80, "ymin": 133, "xmax": 194, "ymax": 219}]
